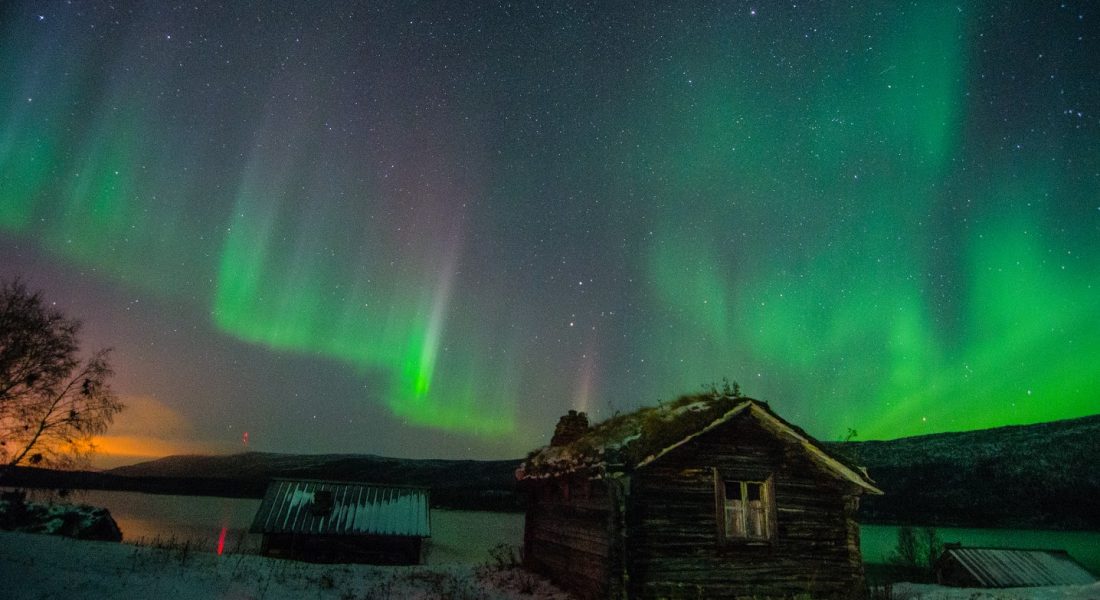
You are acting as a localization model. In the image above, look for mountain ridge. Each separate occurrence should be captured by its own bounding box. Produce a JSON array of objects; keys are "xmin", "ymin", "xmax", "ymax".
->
[
  {"xmin": 833, "ymin": 412, "xmax": 1100, "ymax": 529},
  {"xmin": 5, "ymin": 412, "xmax": 1098, "ymax": 527}
]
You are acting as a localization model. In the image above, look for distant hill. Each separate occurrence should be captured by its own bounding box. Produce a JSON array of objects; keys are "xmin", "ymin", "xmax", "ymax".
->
[
  {"xmin": 104, "ymin": 452, "xmax": 521, "ymax": 511},
  {"xmin": 832, "ymin": 413, "xmax": 1100, "ymax": 530},
  {"xmin": 0, "ymin": 453, "xmax": 520, "ymax": 511},
  {"xmin": 4, "ymin": 413, "xmax": 1098, "ymax": 528},
  {"xmin": 107, "ymin": 451, "xmax": 516, "ymax": 487}
]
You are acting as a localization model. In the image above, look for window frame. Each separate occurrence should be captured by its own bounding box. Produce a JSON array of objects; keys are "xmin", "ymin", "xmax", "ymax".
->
[{"xmin": 713, "ymin": 469, "xmax": 777, "ymax": 545}]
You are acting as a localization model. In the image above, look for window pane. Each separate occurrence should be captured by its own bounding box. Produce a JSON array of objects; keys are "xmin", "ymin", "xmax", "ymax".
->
[
  {"xmin": 726, "ymin": 500, "xmax": 745, "ymax": 537},
  {"xmin": 747, "ymin": 501, "xmax": 765, "ymax": 538},
  {"xmin": 720, "ymin": 479, "xmax": 773, "ymax": 540}
]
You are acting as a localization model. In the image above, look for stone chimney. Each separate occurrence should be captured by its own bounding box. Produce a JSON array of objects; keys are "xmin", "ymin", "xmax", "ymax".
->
[{"xmin": 551, "ymin": 409, "xmax": 589, "ymax": 446}]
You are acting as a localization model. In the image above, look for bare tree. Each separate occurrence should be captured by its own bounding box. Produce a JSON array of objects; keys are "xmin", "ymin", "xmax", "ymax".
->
[
  {"xmin": 920, "ymin": 526, "xmax": 944, "ymax": 568},
  {"xmin": 0, "ymin": 279, "xmax": 123, "ymax": 469},
  {"xmin": 891, "ymin": 526, "xmax": 920, "ymax": 567}
]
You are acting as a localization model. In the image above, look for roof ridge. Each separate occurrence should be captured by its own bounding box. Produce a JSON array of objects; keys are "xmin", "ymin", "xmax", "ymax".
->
[{"xmin": 518, "ymin": 394, "xmax": 880, "ymax": 494}]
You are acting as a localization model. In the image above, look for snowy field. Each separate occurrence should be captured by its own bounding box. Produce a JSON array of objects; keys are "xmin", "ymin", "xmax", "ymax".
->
[
  {"xmin": 0, "ymin": 530, "xmax": 570, "ymax": 600},
  {"xmin": 887, "ymin": 581, "xmax": 1100, "ymax": 599},
  {"xmin": 4, "ymin": 531, "xmax": 1100, "ymax": 600}
]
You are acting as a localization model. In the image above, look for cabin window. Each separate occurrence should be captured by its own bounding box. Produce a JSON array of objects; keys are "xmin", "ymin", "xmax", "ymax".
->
[{"xmin": 717, "ymin": 475, "xmax": 775, "ymax": 542}]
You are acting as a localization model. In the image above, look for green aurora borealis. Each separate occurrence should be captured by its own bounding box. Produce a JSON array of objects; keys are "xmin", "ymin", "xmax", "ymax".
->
[{"xmin": 1, "ymin": 2, "xmax": 1097, "ymax": 458}]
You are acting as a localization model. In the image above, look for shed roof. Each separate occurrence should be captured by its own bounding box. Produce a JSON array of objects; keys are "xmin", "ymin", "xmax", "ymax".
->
[
  {"xmin": 250, "ymin": 478, "xmax": 430, "ymax": 537},
  {"xmin": 938, "ymin": 547, "xmax": 1097, "ymax": 587},
  {"xmin": 518, "ymin": 395, "xmax": 881, "ymax": 494}
]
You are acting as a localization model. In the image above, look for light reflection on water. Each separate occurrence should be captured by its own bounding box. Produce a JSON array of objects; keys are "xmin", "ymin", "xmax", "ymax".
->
[
  {"xmin": 44, "ymin": 488, "xmax": 526, "ymax": 565},
  {"xmin": 72, "ymin": 489, "xmax": 263, "ymax": 553}
]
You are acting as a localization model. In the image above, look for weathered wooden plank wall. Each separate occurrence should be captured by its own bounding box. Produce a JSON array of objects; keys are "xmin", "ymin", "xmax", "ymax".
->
[
  {"xmin": 626, "ymin": 417, "xmax": 866, "ymax": 599},
  {"xmin": 524, "ymin": 477, "xmax": 613, "ymax": 599}
]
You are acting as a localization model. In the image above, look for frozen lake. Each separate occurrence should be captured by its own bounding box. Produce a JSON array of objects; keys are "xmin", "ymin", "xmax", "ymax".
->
[{"xmin": 16, "ymin": 488, "xmax": 1100, "ymax": 573}]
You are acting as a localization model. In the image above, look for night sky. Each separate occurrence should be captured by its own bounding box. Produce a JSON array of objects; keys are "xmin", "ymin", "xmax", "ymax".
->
[{"xmin": 2, "ymin": 2, "xmax": 1097, "ymax": 467}]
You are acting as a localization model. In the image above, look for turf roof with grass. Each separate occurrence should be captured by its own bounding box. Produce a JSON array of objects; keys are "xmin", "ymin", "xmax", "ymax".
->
[
  {"xmin": 518, "ymin": 393, "xmax": 881, "ymax": 494},
  {"xmin": 519, "ymin": 392, "xmax": 748, "ymax": 479}
]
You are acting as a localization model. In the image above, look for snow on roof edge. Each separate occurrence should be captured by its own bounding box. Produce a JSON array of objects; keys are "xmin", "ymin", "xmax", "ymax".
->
[
  {"xmin": 745, "ymin": 404, "xmax": 883, "ymax": 495},
  {"xmin": 518, "ymin": 396, "xmax": 881, "ymax": 494},
  {"xmin": 632, "ymin": 401, "xmax": 752, "ymax": 469},
  {"xmin": 632, "ymin": 401, "xmax": 882, "ymax": 494}
]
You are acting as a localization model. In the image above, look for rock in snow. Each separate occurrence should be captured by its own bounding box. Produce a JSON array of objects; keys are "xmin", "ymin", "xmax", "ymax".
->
[{"xmin": 0, "ymin": 491, "xmax": 122, "ymax": 542}]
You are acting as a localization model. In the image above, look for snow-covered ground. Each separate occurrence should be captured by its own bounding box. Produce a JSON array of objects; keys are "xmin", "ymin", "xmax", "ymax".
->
[
  {"xmin": 0, "ymin": 530, "xmax": 570, "ymax": 600},
  {"xmin": 888, "ymin": 581, "xmax": 1100, "ymax": 599},
  {"xmin": 4, "ymin": 529, "xmax": 1099, "ymax": 600}
]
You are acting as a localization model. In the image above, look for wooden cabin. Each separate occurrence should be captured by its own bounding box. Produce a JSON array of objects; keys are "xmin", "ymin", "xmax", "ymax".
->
[
  {"xmin": 517, "ymin": 395, "xmax": 882, "ymax": 600},
  {"xmin": 934, "ymin": 544, "xmax": 1097, "ymax": 587},
  {"xmin": 249, "ymin": 478, "xmax": 430, "ymax": 564}
]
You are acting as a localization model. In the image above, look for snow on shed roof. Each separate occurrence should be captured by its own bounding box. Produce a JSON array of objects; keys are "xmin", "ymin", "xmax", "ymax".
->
[
  {"xmin": 517, "ymin": 395, "xmax": 881, "ymax": 494},
  {"xmin": 249, "ymin": 479, "xmax": 430, "ymax": 538},
  {"xmin": 939, "ymin": 547, "xmax": 1098, "ymax": 587}
]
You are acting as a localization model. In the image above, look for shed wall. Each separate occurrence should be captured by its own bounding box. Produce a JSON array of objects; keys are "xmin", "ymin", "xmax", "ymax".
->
[{"xmin": 261, "ymin": 533, "xmax": 422, "ymax": 564}]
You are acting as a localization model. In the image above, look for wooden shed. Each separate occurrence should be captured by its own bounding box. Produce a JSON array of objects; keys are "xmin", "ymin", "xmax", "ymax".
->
[
  {"xmin": 249, "ymin": 478, "xmax": 430, "ymax": 564},
  {"xmin": 517, "ymin": 394, "xmax": 882, "ymax": 600},
  {"xmin": 934, "ymin": 544, "xmax": 1097, "ymax": 587}
]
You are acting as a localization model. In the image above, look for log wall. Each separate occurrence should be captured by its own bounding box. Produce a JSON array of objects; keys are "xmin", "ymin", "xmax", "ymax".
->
[
  {"xmin": 626, "ymin": 416, "xmax": 867, "ymax": 599},
  {"xmin": 523, "ymin": 476, "xmax": 614, "ymax": 599}
]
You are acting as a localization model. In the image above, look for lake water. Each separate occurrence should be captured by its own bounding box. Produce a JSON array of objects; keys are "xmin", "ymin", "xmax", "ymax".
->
[
  {"xmin": 13, "ymin": 489, "xmax": 1100, "ymax": 573},
  {"xmin": 23, "ymin": 488, "xmax": 524, "ymax": 565}
]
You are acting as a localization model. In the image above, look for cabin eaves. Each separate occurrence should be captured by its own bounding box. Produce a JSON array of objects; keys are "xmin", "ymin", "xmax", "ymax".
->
[
  {"xmin": 635, "ymin": 400, "xmax": 882, "ymax": 494},
  {"xmin": 518, "ymin": 396, "xmax": 881, "ymax": 495}
]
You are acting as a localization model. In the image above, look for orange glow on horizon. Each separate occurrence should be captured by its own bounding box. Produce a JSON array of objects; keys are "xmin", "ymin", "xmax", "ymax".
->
[
  {"xmin": 81, "ymin": 395, "xmax": 233, "ymax": 469},
  {"xmin": 87, "ymin": 435, "xmax": 227, "ymax": 469}
]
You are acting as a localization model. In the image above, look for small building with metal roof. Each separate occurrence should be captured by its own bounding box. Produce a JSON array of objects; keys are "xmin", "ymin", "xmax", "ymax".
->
[
  {"xmin": 935, "ymin": 544, "xmax": 1097, "ymax": 588},
  {"xmin": 249, "ymin": 478, "xmax": 430, "ymax": 564}
]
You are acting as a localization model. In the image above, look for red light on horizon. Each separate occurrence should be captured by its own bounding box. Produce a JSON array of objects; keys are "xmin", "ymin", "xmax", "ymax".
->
[{"xmin": 217, "ymin": 526, "xmax": 227, "ymax": 555}]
